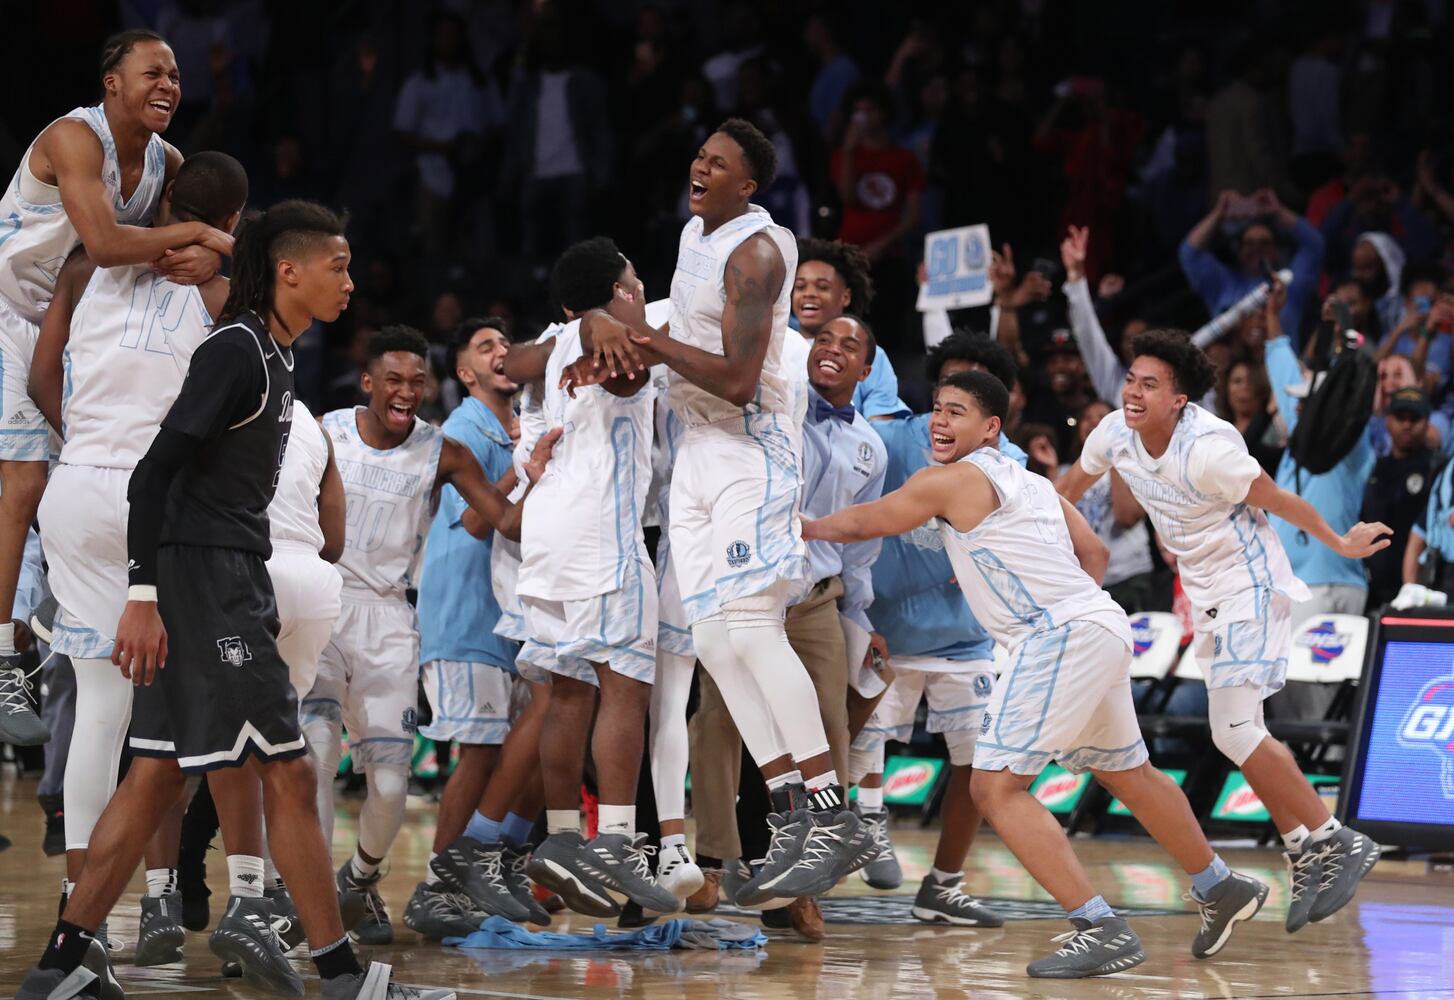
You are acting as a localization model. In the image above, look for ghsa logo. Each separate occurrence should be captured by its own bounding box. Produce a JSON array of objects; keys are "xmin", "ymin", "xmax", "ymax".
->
[
  {"xmin": 1398, "ymin": 671, "xmax": 1454, "ymax": 800},
  {"xmin": 1129, "ymin": 615, "xmax": 1156, "ymax": 657},
  {"xmin": 1297, "ymin": 620, "xmax": 1350, "ymax": 664}
]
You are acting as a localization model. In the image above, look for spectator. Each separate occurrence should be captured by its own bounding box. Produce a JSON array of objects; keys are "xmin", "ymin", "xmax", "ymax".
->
[
  {"xmin": 1017, "ymin": 422, "xmax": 1059, "ymax": 481},
  {"xmin": 1021, "ymin": 329, "xmax": 1095, "ymax": 461},
  {"xmin": 1065, "ymin": 400, "xmax": 1155, "ymax": 612},
  {"xmin": 1404, "ymin": 453, "xmax": 1454, "ymax": 597},
  {"xmin": 1287, "ymin": 29, "xmax": 1344, "ymax": 190},
  {"xmin": 1305, "ymin": 131, "xmax": 1374, "ymax": 228},
  {"xmin": 1363, "ymin": 387, "xmax": 1436, "ymax": 609},
  {"xmin": 1180, "ymin": 188, "xmax": 1324, "ymax": 341},
  {"xmin": 700, "ymin": 1, "xmax": 763, "ymax": 113},
  {"xmin": 1061, "ymin": 225, "xmax": 1142, "ymax": 404},
  {"xmin": 1346, "ymin": 231, "xmax": 1408, "ymax": 336},
  {"xmin": 502, "ymin": 13, "xmax": 611, "ymax": 276},
  {"xmin": 1322, "ymin": 187, "xmax": 1441, "ymax": 298},
  {"xmin": 1373, "ymin": 262, "xmax": 1452, "ymax": 397},
  {"xmin": 831, "ymin": 82, "xmax": 924, "ymax": 260},
  {"xmin": 802, "ymin": 12, "xmax": 859, "ymax": 135},
  {"xmin": 1371, "ymin": 354, "xmax": 1448, "ymax": 455},
  {"xmin": 1216, "ymin": 357, "xmax": 1283, "ymax": 473}
]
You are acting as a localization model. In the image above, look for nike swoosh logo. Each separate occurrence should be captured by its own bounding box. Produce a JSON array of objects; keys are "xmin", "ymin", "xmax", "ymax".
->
[
  {"xmin": 1229, "ymin": 720, "xmax": 1250, "ymax": 728},
  {"xmin": 264, "ymin": 350, "xmax": 276, "ymax": 359}
]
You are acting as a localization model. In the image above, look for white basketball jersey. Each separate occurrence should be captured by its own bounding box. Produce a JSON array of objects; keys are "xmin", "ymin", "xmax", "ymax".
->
[
  {"xmin": 0, "ymin": 106, "xmax": 167, "ymax": 324},
  {"xmin": 939, "ymin": 447, "xmax": 1130, "ymax": 651},
  {"xmin": 516, "ymin": 309, "xmax": 660, "ymax": 602},
  {"xmin": 322, "ymin": 407, "xmax": 443, "ymax": 601},
  {"xmin": 1079, "ymin": 404, "xmax": 1308, "ymax": 627},
  {"xmin": 510, "ymin": 322, "xmax": 562, "ymax": 482},
  {"xmin": 60, "ymin": 264, "xmax": 210, "ymax": 470},
  {"xmin": 667, "ymin": 205, "xmax": 799, "ymax": 428},
  {"xmin": 269, "ymin": 400, "xmax": 329, "ymax": 553}
]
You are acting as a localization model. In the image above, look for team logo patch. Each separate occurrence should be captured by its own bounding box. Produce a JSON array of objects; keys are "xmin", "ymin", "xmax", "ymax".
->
[
  {"xmin": 1408, "ymin": 472, "xmax": 1426, "ymax": 496},
  {"xmin": 217, "ymin": 637, "xmax": 252, "ymax": 667},
  {"xmin": 973, "ymin": 674, "xmax": 993, "ymax": 698},
  {"xmin": 726, "ymin": 540, "xmax": 752, "ymax": 568},
  {"xmin": 401, "ymin": 707, "xmax": 418, "ymax": 734}
]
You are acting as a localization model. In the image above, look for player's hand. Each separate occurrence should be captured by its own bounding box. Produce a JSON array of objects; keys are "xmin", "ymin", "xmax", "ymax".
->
[
  {"xmin": 799, "ymin": 517, "xmax": 823, "ymax": 541},
  {"xmin": 524, "ymin": 427, "xmax": 563, "ymax": 483},
  {"xmin": 1338, "ymin": 521, "xmax": 1393, "ymax": 559},
  {"xmin": 590, "ymin": 312, "xmax": 645, "ymax": 378},
  {"xmin": 560, "ymin": 356, "xmax": 611, "ymax": 398},
  {"xmin": 194, "ymin": 225, "xmax": 236, "ymax": 256},
  {"xmin": 113, "ymin": 600, "xmax": 168, "ymax": 686},
  {"xmin": 154, "ymin": 244, "xmax": 223, "ymax": 285},
  {"xmin": 866, "ymin": 631, "xmax": 891, "ymax": 672}
]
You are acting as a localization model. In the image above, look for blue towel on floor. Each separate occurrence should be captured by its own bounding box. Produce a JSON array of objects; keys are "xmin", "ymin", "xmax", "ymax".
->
[{"xmin": 444, "ymin": 915, "xmax": 766, "ymax": 951}]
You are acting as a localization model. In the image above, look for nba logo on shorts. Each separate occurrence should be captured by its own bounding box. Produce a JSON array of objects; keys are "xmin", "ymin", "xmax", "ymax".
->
[
  {"xmin": 726, "ymin": 540, "xmax": 751, "ymax": 568},
  {"xmin": 216, "ymin": 637, "xmax": 252, "ymax": 667},
  {"xmin": 1398, "ymin": 670, "xmax": 1454, "ymax": 799}
]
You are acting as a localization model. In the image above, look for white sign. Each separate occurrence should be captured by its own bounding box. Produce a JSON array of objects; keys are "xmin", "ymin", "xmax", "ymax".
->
[{"xmin": 917, "ymin": 224, "xmax": 993, "ymax": 312}]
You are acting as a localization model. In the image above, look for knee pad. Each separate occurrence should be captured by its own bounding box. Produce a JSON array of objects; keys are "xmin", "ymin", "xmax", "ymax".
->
[
  {"xmin": 364, "ymin": 763, "xmax": 410, "ymax": 805},
  {"xmin": 1207, "ymin": 684, "xmax": 1269, "ymax": 766},
  {"xmin": 943, "ymin": 729, "xmax": 977, "ymax": 767}
]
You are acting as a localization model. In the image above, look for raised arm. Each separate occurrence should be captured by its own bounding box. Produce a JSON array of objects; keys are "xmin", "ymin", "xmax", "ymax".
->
[
  {"xmin": 318, "ymin": 431, "xmax": 346, "ymax": 564},
  {"xmin": 30, "ymin": 247, "xmax": 98, "ymax": 432},
  {"xmin": 499, "ymin": 335, "xmax": 556, "ymax": 385},
  {"xmin": 1061, "ymin": 226, "xmax": 1125, "ymax": 403},
  {"xmin": 43, "ymin": 121, "xmax": 232, "ymax": 267},
  {"xmin": 1244, "ymin": 470, "xmax": 1391, "ymax": 559},
  {"xmin": 439, "ymin": 429, "xmax": 560, "ymax": 542}
]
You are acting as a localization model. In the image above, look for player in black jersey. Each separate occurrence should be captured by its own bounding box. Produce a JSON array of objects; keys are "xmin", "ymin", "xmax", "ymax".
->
[{"xmin": 18, "ymin": 201, "xmax": 454, "ymax": 1000}]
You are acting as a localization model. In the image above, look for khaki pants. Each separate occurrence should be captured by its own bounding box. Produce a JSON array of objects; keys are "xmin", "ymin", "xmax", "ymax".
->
[{"xmin": 689, "ymin": 576, "xmax": 850, "ymax": 860}]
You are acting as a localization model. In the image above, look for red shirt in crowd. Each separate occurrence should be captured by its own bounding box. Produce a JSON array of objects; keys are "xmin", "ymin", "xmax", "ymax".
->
[{"xmin": 831, "ymin": 144, "xmax": 925, "ymax": 248}]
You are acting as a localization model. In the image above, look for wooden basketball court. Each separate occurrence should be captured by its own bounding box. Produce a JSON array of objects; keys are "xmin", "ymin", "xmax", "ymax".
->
[{"xmin": 3, "ymin": 769, "xmax": 1452, "ymax": 999}]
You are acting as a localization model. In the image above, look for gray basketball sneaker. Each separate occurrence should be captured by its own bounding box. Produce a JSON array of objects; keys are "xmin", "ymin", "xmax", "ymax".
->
[
  {"xmin": 525, "ymin": 832, "xmax": 620, "ymax": 918},
  {"xmin": 733, "ymin": 811, "xmax": 811, "ymax": 906},
  {"xmin": 1188, "ymin": 871, "xmax": 1268, "ymax": 958},
  {"xmin": 501, "ymin": 845, "xmax": 552, "ymax": 925},
  {"xmin": 0, "ymin": 657, "xmax": 49, "ymax": 745},
  {"xmin": 582, "ymin": 833, "xmax": 681, "ymax": 913},
  {"xmin": 857, "ymin": 812, "xmax": 903, "ymax": 890},
  {"xmin": 910, "ymin": 871, "xmax": 1005, "ymax": 926},
  {"xmin": 429, "ymin": 837, "xmax": 530, "ymax": 922},
  {"xmin": 320, "ymin": 962, "xmax": 457, "ymax": 1000},
  {"xmin": 1309, "ymin": 826, "xmax": 1382, "ymax": 924},
  {"xmin": 15, "ymin": 938, "xmax": 121, "ymax": 1000},
  {"xmin": 208, "ymin": 895, "xmax": 304, "ymax": 996},
  {"xmin": 266, "ymin": 885, "xmax": 304, "ymax": 952},
  {"xmin": 338, "ymin": 864, "xmax": 393, "ymax": 945},
  {"xmin": 403, "ymin": 882, "xmax": 487, "ymax": 941},
  {"xmin": 1284, "ymin": 845, "xmax": 1324, "ymax": 932},
  {"xmin": 1026, "ymin": 917, "xmax": 1146, "ymax": 979},
  {"xmin": 768, "ymin": 810, "xmax": 863, "ymax": 899},
  {"xmin": 134, "ymin": 894, "xmax": 186, "ymax": 965}
]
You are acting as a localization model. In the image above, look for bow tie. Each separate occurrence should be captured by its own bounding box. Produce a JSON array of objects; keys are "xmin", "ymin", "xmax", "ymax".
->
[{"xmin": 814, "ymin": 397, "xmax": 856, "ymax": 424}]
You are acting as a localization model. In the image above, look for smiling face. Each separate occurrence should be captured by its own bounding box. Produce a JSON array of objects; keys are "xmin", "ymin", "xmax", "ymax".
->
[
  {"xmin": 107, "ymin": 39, "xmax": 180, "ymax": 133},
  {"xmin": 929, "ymin": 385, "xmax": 1001, "ymax": 464},
  {"xmin": 688, "ymin": 131, "xmax": 756, "ymax": 221},
  {"xmin": 363, "ymin": 350, "xmax": 428, "ymax": 435},
  {"xmin": 1122, "ymin": 355, "xmax": 1186, "ymax": 432},
  {"xmin": 794, "ymin": 260, "xmax": 850, "ymax": 335},
  {"xmin": 807, "ymin": 316, "xmax": 871, "ymax": 403},
  {"xmin": 457, "ymin": 325, "xmax": 515, "ymax": 398}
]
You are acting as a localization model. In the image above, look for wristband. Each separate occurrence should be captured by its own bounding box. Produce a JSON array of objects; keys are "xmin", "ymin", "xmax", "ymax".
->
[{"xmin": 127, "ymin": 585, "xmax": 158, "ymax": 603}]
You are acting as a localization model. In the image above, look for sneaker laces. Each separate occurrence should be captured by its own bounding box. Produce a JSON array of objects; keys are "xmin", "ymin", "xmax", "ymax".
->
[
  {"xmin": 932, "ymin": 879, "xmax": 980, "ymax": 911},
  {"xmin": 442, "ymin": 890, "xmax": 485, "ymax": 919},
  {"xmin": 625, "ymin": 840, "xmax": 658, "ymax": 881},
  {"xmin": 796, "ymin": 819, "xmax": 847, "ymax": 872},
  {"xmin": 750, "ymin": 815, "xmax": 802, "ymax": 872},
  {"xmin": 867, "ymin": 815, "xmax": 893, "ymax": 859},
  {"xmin": 1048, "ymin": 926, "xmax": 1103, "ymax": 956},
  {"xmin": 504, "ymin": 849, "xmax": 532, "ymax": 891},
  {"xmin": 1183, "ymin": 891, "xmax": 1217, "ymax": 935},
  {"xmin": 1316, "ymin": 841, "xmax": 1343, "ymax": 891},
  {"xmin": 1286, "ymin": 850, "xmax": 1320, "ymax": 903},
  {"xmin": 470, "ymin": 844, "xmax": 512, "ymax": 894},
  {"xmin": 0, "ymin": 661, "xmax": 42, "ymax": 716}
]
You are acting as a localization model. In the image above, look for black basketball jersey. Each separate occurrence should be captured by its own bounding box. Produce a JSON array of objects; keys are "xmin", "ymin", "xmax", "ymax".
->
[{"xmin": 159, "ymin": 311, "xmax": 295, "ymax": 556}]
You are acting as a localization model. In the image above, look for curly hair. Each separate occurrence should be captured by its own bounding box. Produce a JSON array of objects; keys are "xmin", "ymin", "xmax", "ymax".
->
[
  {"xmin": 797, "ymin": 237, "xmax": 875, "ymax": 315},
  {"xmin": 715, "ymin": 117, "xmax": 777, "ymax": 190},
  {"xmin": 925, "ymin": 330, "xmax": 1018, "ymax": 389},
  {"xmin": 1130, "ymin": 329, "xmax": 1217, "ymax": 400},
  {"xmin": 550, "ymin": 236, "xmax": 627, "ymax": 314},
  {"xmin": 367, "ymin": 325, "xmax": 430, "ymax": 366}
]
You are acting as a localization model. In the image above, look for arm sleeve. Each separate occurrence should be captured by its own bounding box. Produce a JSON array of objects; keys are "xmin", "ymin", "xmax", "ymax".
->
[
  {"xmin": 126, "ymin": 426, "xmax": 206, "ymax": 589},
  {"xmin": 837, "ymin": 447, "xmax": 888, "ymax": 633},
  {"xmin": 1185, "ymin": 435, "xmax": 1262, "ymax": 503},
  {"xmin": 1264, "ymin": 335, "xmax": 1304, "ymax": 435},
  {"xmin": 1076, "ymin": 414, "xmax": 1117, "ymax": 476},
  {"xmin": 1064, "ymin": 277, "xmax": 1125, "ymax": 403},
  {"xmin": 1178, "ymin": 239, "xmax": 1230, "ymax": 312}
]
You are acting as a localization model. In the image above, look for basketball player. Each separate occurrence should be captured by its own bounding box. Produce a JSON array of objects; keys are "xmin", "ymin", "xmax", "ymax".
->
[
  {"xmin": 515, "ymin": 238, "xmax": 676, "ymax": 916},
  {"xmin": 0, "ymin": 31, "xmax": 234, "ymax": 743},
  {"xmin": 304, "ymin": 327, "xmax": 557, "ymax": 945},
  {"xmin": 852, "ymin": 332, "xmax": 1023, "ymax": 926},
  {"xmin": 806, "ymin": 371, "xmax": 1275, "ymax": 978},
  {"xmin": 410, "ymin": 318, "xmax": 538, "ymax": 932},
  {"xmin": 793, "ymin": 238, "xmax": 908, "ymax": 418},
  {"xmin": 1057, "ymin": 330, "xmax": 1391, "ymax": 932},
  {"xmin": 563, "ymin": 118, "xmax": 860, "ymax": 904},
  {"xmin": 17, "ymin": 201, "xmax": 454, "ymax": 1000},
  {"xmin": 30, "ymin": 153, "xmax": 275, "ymax": 972}
]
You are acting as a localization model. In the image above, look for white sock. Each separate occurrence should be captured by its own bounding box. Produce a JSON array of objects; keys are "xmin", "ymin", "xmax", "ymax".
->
[
  {"xmin": 930, "ymin": 866, "xmax": 961, "ymax": 884},
  {"xmin": 660, "ymin": 833, "xmax": 687, "ymax": 852},
  {"xmin": 263, "ymin": 857, "xmax": 283, "ymax": 892},
  {"xmin": 857, "ymin": 785, "xmax": 884, "ymax": 814},
  {"xmin": 0, "ymin": 621, "xmax": 14, "ymax": 656},
  {"xmin": 546, "ymin": 810, "xmax": 580, "ymax": 835},
  {"xmin": 598, "ymin": 804, "xmax": 635, "ymax": 836},
  {"xmin": 424, "ymin": 852, "xmax": 442, "ymax": 885},
  {"xmin": 1282, "ymin": 824, "xmax": 1310, "ymax": 852},
  {"xmin": 350, "ymin": 847, "xmax": 380, "ymax": 880},
  {"xmin": 145, "ymin": 868, "xmax": 176, "ymax": 898},
  {"xmin": 764, "ymin": 769, "xmax": 802, "ymax": 791},
  {"xmin": 228, "ymin": 855, "xmax": 265, "ymax": 898},
  {"xmin": 1307, "ymin": 816, "xmax": 1342, "ymax": 845},
  {"xmin": 804, "ymin": 769, "xmax": 840, "ymax": 793}
]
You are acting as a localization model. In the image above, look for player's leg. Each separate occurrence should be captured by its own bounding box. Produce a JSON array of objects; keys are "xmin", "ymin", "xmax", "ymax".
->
[
  {"xmin": 0, "ymin": 460, "xmax": 47, "ymax": 685},
  {"xmin": 63, "ymin": 657, "xmax": 134, "ymax": 880},
  {"xmin": 131, "ymin": 784, "xmax": 191, "ymax": 966},
  {"xmin": 299, "ymin": 628, "xmax": 349, "ymax": 852},
  {"xmin": 650, "ymin": 647, "xmax": 702, "ymax": 898},
  {"xmin": 854, "ymin": 674, "xmax": 915, "ymax": 893}
]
